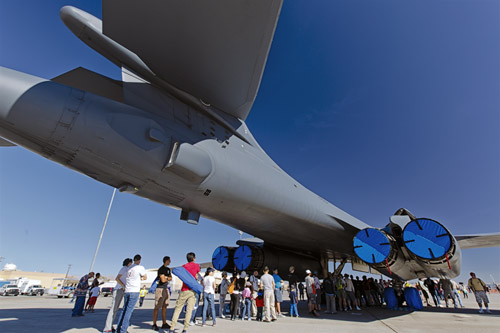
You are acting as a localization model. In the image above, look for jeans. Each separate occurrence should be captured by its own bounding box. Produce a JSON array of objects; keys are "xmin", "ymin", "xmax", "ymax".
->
[
  {"xmin": 290, "ymin": 303, "xmax": 299, "ymax": 316},
  {"xmin": 453, "ymin": 290, "xmax": 463, "ymax": 307},
  {"xmin": 202, "ymin": 293, "xmax": 216, "ymax": 324},
  {"xmin": 230, "ymin": 293, "xmax": 241, "ymax": 319},
  {"xmin": 431, "ymin": 290, "xmax": 441, "ymax": 306},
  {"xmin": 72, "ymin": 295, "xmax": 86, "ymax": 316},
  {"xmin": 116, "ymin": 292, "xmax": 139, "ymax": 333},
  {"xmin": 256, "ymin": 307, "xmax": 263, "ymax": 321},
  {"xmin": 190, "ymin": 292, "xmax": 201, "ymax": 322},
  {"xmin": 219, "ymin": 293, "xmax": 227, "ymax": 316},
  {"xmin": 242, "ymin": 298, "xmax": 252, "ymax": 320},
  {"xmin": 104, "ymin": 288, "xmax": 124, "ymax": 331}
]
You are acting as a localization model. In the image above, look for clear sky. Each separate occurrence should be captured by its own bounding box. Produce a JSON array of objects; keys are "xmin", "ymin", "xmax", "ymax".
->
[{"xmin": 0, "ymin": 0, "xmax": 499, "ymax": 284}]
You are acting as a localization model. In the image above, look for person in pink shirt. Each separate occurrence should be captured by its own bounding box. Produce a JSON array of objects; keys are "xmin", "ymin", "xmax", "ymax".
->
[{"xmin": 169, "ymin": 252, "xmax": 200, "ymax": 333}]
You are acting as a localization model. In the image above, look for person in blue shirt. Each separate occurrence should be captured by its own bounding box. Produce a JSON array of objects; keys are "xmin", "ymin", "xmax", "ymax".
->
[
  {"xmin": 289, "ymin": 285, "xmax": 299, "ymax": 317},
  {"xmin": 273, "ymin": 269, "xmax": 284, "ymax": 317}
]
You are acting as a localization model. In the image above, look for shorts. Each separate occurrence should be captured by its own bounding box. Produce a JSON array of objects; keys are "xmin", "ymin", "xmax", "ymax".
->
[
  {"xmin": 346, "ymin": 290, "xmax": 356, "ymax": 303},
  {"xmin": 307, "ymin": 291, "xmax": 316, "ymax": 305},
  {"xmin": 275, "ymin": 288, "xmax": 283, "ymax": 303},
  {"xmin": 337, "ymin": 289, "xmax": 346, "ymax": 298},
  {"xmin": 474, "ymin": 291, "xmax": 489, "ymax": 305},
  {"xmin": 88, "ymin": 296, "xmax": 97, "ymax": 306},
  {"xmin": 155, "ymin": 287, "xmax": 170, "ymax": 309}
]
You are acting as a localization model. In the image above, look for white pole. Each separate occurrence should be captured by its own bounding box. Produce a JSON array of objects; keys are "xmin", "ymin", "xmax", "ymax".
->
[{"xmin": 89, "ymin": 188, "xmax": 117, "ymax": 272}]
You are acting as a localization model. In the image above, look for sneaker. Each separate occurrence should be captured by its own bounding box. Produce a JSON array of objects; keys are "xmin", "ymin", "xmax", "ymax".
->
[
  {"xmin": 486, "ymin": 309, "xmax": 492, "ymax": 314},
  {"xmin": 151, "ymin": 324, "xmax": 159, "ymax": 331},
  {"xmin": 201, "ymin": 324, "xmax": 206, "ymax": 327},
  {"xmin": 161, "ymin": 323, "xmax": 170, "ymax": 329},
  {"xmin": 221, "ymin": 314, "xmax": 225, "ymax": 319},
  {"xmin": 271, "ymin": 318, "xmax": 277, "ymax": 322},
  {"xmin": 189, "ymin": 321, "xmax": 195, "ymax": 326},
  {"xmin": 479, "ymin": 309, "xmax": 484, "ymax": 314},
  {"xmin": 356, "ymin": 306, "xmax": 361, "ymax": 311}
]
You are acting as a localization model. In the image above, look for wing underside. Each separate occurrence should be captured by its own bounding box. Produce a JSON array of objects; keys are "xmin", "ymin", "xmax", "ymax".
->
[{"xmin": 102, "ymin": 0, "xmax": 283, "ymax": 120}]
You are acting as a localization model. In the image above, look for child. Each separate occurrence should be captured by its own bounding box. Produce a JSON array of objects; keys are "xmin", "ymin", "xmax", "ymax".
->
[
  {"xmin": 255, "ymin": 288, "xmax": 264, "ymax": 321},
  {"xmin": 289, "ymin": 285, "xmax": 299, "ymax": 317},
  {"xmin": 241, "ymin": 282, "xmax": 253, "ymax": 321},
  {"xmin": 139, "ymin": 286, "xmax": 147, "ymax": 307},
  {"xmin": 87, "ymin": 285, "xmax": 100, "ymax": 313}
]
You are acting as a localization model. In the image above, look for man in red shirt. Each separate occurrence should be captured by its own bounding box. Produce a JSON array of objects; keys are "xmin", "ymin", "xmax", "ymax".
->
[{"xmin": 169, "ymin": 252, "xmax": 200, "ymax": 333}]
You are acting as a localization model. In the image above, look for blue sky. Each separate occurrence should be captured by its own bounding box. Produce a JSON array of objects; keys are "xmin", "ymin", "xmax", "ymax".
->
[{"xmin": 0, "ymin": 0, "xmax": 498, "ymax": 284}]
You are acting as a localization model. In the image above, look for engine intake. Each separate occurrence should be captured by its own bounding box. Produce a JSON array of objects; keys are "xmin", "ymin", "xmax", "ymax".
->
[{"xmin": 403, "ymin": 218, "xmax": 453, "ymax": 261}]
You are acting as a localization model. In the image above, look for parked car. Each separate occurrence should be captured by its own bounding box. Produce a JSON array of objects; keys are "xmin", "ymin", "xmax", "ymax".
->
[
  {"xmin": 1, "ymin": 284, "xmax": 20, "ymax": 296},
  {"xmin": 26, "ymin": 285, "xmax": 45, "ymax": 296},
  {"xmin": 58, "ymin": 286, "xmax": 75, "ymax": 298},
  {"xmin": 101, "ymin": 287, "xmax": 113, "ymax": 297}
]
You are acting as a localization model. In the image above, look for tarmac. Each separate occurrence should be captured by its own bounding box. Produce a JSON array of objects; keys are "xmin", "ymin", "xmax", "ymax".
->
[{"xmin": 0, "ymin": 292, "xmax": 499, "ymax": 333}]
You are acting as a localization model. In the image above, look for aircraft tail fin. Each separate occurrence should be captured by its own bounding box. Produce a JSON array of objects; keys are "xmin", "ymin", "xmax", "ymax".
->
[
  {"xmin": 52, "ymin": 67, "xmax": 124, "ymax": 103},
  {"xmin": 455, "ymin": 233, "xmax": 500, "ymax": 249}
]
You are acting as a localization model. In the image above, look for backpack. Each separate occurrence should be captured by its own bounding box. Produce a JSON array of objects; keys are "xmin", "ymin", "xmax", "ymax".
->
[{"xmin": 228, "ymin": 279, "xmax": 236, "ymax": 294}]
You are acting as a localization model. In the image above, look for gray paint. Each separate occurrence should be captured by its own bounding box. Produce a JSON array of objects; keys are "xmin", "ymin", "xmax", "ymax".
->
[{"xmin": 1, "ymin": 2, "xmax": 498, "ymax": 280}]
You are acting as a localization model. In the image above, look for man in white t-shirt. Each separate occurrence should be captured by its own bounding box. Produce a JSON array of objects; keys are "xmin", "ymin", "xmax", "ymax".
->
[
  {"xmin": 260, "ymin": 266, "xmax": 277, "ymax": 322},
  {"xmin": 104, "ymin": 258, "xmax": 132, "ymax": 333},
  {"xmin": 116, "ymin": 254, "xmax": 147, "ymax": 333}
]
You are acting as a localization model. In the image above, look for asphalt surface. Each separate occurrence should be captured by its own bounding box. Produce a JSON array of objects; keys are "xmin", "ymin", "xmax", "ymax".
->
[{"xmin": 0, "ymin": 292, "xmax": 499, "ymax": 332}]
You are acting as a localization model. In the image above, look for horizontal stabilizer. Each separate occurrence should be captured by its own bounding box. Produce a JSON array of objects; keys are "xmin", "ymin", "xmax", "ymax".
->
[
  {"xmin": 0, "ymin": 137, "xmax": 16, "ymax": 146},
  {"xmin": 102, "ymin": 0, "xmax": 283, "ymax": 120},
  {"xmin": 52, "ymin": 67, "xmax": 124, "ymax": 103},
  {"xmin": 456, "ymin": 233, "xmax": 500, "ymax": 249}
]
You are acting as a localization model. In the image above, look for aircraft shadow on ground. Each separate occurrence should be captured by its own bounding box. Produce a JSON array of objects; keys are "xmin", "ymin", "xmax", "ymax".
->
[{"xmin": 0, "ymin": 299, "xmax": 497, "ymax": 332}]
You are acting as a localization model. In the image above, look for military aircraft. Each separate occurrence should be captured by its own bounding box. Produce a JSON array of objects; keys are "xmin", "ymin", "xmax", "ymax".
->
[{"xmin": 0, "ymin": 0, "xmax": 498, "ymax": 280}]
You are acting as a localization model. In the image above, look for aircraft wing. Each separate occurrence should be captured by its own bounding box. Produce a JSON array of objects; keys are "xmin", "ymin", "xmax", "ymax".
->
[
  {"xmin": 455, "ymin": 233, "xmax": 500, "ymax": 249},
  {"xmin": 0, "ymin": 137, "xmax": 16, "ymax": 146},
  {"xmin": 102, "ymin": 0, "xmax": 283, "ymax": 120}
]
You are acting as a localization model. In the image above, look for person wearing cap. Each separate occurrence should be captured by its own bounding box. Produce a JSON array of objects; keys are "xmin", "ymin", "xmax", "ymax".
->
[
  {"xmin": 219, "ymin": 271, "xmax": 230, "ymax": 318},
  {"xmin": 249, "ymin": 270, "xmax": 260, "ymax": 316},
  {"xmin": 305, "ymin": 269, "xmax": 319, "ymax": 317},
  {"xmin": 202, "ymin": 268, "xmax": 216, "ymax": 326},
  {"xmin": 72, "ymin": 271, "xmax": 95, "ymax": 317},
  {"xmin": 260, "ymin": 266, "xmax": 278, "ymax": 322},
  {"xmin": 241, "ymin": 281, "xmax": 254, "ymax": 320},
  {"xmin": 230, "ymin": 271, "xmax": 246, "ymax": 320}
]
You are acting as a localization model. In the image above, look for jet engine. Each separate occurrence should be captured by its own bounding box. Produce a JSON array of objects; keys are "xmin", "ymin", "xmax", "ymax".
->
[
  {"xmin": 352, "ymin": 209, "xmax": 461, "ymax": 280},
  {"xmin": 211, "ymin": 244, "xmax": 321, "ymax": 277}
]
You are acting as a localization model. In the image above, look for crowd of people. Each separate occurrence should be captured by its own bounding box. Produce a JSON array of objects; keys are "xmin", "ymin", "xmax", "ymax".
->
[{"xmin": 70, "ymin": 254, "xmax": 494, "ymax": 333}]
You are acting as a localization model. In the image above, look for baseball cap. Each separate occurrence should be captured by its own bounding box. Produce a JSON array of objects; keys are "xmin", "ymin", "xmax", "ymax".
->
[{"xmin": 305, "ymin": 269, "xmax": 311, "ymax": 274}]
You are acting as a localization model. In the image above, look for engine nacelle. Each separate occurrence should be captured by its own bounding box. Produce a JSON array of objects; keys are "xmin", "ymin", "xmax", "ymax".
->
[
  {"xmin": 353, "ymin": 228, "xmax": 407, "ymax": 277},
  {"xmin": 403, "ymin": 218, "xmax": 454, "ymax": 262},
  {"xmin": 211, "ymin": 246, "xmax": 237, "ymax": 272},
  {"xmin": 212, "ymin": 244, "xmax": 321, "ymax": 278},
  {"xmin": 352, "ymin": 211, "xmax": 462, "ymax": 280}
]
